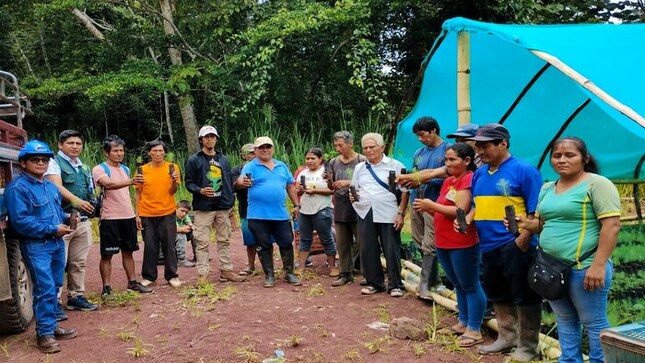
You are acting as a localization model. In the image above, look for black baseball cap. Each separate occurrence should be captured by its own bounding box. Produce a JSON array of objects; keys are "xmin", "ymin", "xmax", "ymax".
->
[{"xmin": 467, "ymin": 123, "xmax": 510, "ymax": 142}]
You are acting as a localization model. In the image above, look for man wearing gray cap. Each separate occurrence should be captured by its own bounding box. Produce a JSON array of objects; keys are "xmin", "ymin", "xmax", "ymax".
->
[
  {"xmin": 184, "ymin": 125, "xmax": 246, "ymax": 282},
  {"xmin": 231, "ymin": 143, "xmax": 259, "ymax": 275},
  {"xmin": 447, "ymin": 123, "xmax": 482, "ymax": 168}
]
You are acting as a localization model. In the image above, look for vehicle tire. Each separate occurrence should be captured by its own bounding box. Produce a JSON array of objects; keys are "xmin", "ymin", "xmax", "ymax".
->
[{"xmin": 0, "ymin": 237, "xmax": 33, "ymax": 334}]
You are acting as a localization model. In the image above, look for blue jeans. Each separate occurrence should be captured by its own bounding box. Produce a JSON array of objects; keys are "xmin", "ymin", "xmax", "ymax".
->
[
  {"xmin": 240, "ymin": 218, "xmax": 257, "ymax": 247},
  {"xmin": 436, "ymin": 244, "xmax": 486, "ymax": 331},
  {"xmin": 548, "ymin": 261, "xmax": 612, "ymax": 363},
  {"xmin": 298, "ymin": 207, "xmax": 336, "ymax": 256},
  {"xmin": 20, "ymin": 239, "xmax": 66, "ymax": 337}
]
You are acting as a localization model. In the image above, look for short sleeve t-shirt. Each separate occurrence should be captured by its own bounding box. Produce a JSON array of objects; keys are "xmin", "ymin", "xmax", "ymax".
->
[
  {"xmin": 330, "ymin": 154, "xmax": 365, "ymax": 222},
  {"xmin": 297, "ymin": 167, "xmax": 333, "ymax": 215},
  {"xmin": 537, "ymin": 173, "xmax": 621, "ymax": 268},
  {"xmin": 434, "ymin": 172, "xmax": 478, "ymax": 249},
  {"xmin": 241, "ymin": 158, "xmax": 294, "ymax": 220},
  {"xmin": 135, "ymin": 161, "xmax": 180, "ymax": 217},
  {"xmin": 471, "ymin": 156, "xmax": 542, "ymax": 253},
  {"xmin": 92, "ymin": 163, "xmax": 136, "ymax": 220}
]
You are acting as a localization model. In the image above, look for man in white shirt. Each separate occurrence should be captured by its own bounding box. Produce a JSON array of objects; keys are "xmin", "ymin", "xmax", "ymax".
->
[{"xmin": 351, "ymin": 133, "xmax": 409, "ymax": 297}]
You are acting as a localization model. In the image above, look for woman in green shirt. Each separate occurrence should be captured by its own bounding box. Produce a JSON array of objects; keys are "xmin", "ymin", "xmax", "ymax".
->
[{"xmin": 517, "ymin": 137, "xmax": 621, "ymax": 363}]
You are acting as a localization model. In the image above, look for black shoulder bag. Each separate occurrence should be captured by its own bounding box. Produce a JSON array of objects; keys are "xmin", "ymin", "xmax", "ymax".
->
[{"xmin": 527, "ymin": 246, "xmax": 597, "ymax": 301}]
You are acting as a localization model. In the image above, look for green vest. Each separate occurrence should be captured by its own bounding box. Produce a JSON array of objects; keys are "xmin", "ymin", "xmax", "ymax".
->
[{"xmin": 54, "ymin": 155, "xmax": 93, "ymax": 212}]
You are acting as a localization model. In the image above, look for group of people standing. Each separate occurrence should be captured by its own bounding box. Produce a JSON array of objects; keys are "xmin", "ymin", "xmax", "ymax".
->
[
  {"xmin": 400, "ymin": 118, "xmax": 620, "ymax": 363},
  {"xmin": 6, "ymin": 119, "xmax": 621, "ymax": 362}
]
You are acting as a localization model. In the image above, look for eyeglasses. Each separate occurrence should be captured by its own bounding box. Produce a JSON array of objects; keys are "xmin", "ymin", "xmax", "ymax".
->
[
  {"xmin": 257, "ymin": 145, "xmax": 272, "ymax": 150},
  {"xmin": 27, "ymin": 157, "xmax": 50, "ymax": 164}
]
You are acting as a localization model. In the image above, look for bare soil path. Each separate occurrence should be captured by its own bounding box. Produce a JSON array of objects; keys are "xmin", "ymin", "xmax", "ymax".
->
[{"xmin": 1, "ymin": 230, "xmax": 504, "ymax": 363}]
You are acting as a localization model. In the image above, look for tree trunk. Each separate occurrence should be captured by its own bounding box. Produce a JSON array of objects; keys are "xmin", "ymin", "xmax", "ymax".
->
[
  {"xmin": 159, "ymin": 0, "xmax": 199, "ymax": 152},
  {"xmin": 69, "ymin": 8, "xmax": 105, "ymax": 41}
]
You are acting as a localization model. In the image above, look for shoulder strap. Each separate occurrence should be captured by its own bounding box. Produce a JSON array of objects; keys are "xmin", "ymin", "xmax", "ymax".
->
[
  {"xmin": 365, "ymin": 164, "xmax": 390, "ymax": 191},
  {"xmin": 100, "ymin": 162, "xmax": 110, "ymax": 177}
]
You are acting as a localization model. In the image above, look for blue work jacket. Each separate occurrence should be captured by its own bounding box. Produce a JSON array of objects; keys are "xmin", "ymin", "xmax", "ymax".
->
[{"xmin": 5, "ymin": 172, "xmax": 67, "ymax": 242}]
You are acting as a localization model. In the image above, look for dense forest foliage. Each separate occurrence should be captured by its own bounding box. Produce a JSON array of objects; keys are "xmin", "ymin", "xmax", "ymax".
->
[{"xmin": 1, "ymin": 0, "xmax": 643, "ymax": 155}]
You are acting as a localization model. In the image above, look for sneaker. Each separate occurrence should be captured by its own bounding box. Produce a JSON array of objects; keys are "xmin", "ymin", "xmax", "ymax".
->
[
  {"xmin": 359, "ymin": 277, "xmax": 368, "ymax": 286},
  {"xmin": 127, "ymin": 281, "xmax": 153, "ymax": 294},
  {"xmin": 55, "ymin": 303, "xmax": 68, "ymax": 322},
  {"xmin": 140, "ymin": 279, "xmax": 154, "ymax": 287},
  {"xmin": 361, "ymin": 286, "xmax": 384, "ymax": 295},
  {"xmin": 66, "ymin": 295, "xmax": 98, "ymax": 311},
  {"xmin": 305, "ymin": 258, "xmax": 313, "ymax": 267},
  {"xmin": 390, "ymin": 288, "xmax": 404, "ymax": 297},
  {"xmin": 178, "ymin": 259, "xmax": 196, "ymax": 268},
  {"xmin": 168, "ymin": 278, "xmax": 182, "ymax": 288},
  {"xmin": 219, "ymin": 270, "xmax": 247, "ymax": 282},
  {"xmin": 101, "ymin": 286, "xmax": 117, "ymax": 301},
  {"xmin": 331, "ymin": 275, "xmax": 353, "ymax": 287}
]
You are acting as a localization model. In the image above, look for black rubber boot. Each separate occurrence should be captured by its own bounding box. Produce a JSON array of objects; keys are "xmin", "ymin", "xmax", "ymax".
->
[
  {"xmin": 258, "ymin": 248, "xmax": 275, "ymax": 288},
  {"xmin": 511, "ymin": 304, "xmax": 541, "ymax": 361},
  {"xmin": 478, "ymin": 303, "xmax": 519, "ymax": 355},
  {"xmin": 279, "ymin": 248, "xmax": 302, "ymax": 286},
  {"xmin": 418, "ymin": 255, "xmax": 437, "ymax": 300}
]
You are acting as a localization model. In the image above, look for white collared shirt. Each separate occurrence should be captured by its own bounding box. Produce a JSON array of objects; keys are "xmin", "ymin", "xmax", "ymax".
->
[
  {"xmin": 44, "ymin": 150, "xmax": 85, "ymax": 176},
  {"xmin": 351, "ymin": 155, "xmax": 407, "ymax": 223}
]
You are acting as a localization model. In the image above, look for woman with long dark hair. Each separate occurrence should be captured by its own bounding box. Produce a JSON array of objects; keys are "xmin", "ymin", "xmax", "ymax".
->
[{"xmin": 516, "ymin": 137, "xmax": 621, "ymax": 363}]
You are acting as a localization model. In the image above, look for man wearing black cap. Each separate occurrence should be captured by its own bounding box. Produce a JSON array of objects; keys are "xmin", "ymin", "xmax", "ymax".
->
[
  {"xmin": 463, "ymin": 123, "xmax": 543, "ymax": 361},
  {"xmin": 185, "ymin": 125, "xmax": 246, "ymax": 283}
]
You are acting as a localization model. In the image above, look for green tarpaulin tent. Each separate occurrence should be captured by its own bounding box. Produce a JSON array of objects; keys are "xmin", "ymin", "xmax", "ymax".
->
[{"xmin": 394, "ymin": 17, "xmax": 645, "ymax": 182}]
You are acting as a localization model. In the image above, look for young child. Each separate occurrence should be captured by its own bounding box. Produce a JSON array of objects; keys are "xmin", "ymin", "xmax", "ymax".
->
[{"xmin": 176, "ymin": 200, "xmax": 196, "ymax": 267}]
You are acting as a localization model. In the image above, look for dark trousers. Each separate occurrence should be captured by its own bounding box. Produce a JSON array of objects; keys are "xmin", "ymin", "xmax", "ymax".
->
[
  {"xmin": 359, "ymin": 210, "xmax": 403, "ymax": 292},
  {"xmin": 481, "ymin": 241, "xmax": 541, "ymax": 305},
  {"xmin": 141, "ymin": 214, "xmax": 178, "ymax": 281},
  {"xmin": 248, "ymin": 219, "xmax": 294, "ymax": 251},
  {"xmin": 336, "ymin": 221, "xmax": 359, "ymax": 274}
]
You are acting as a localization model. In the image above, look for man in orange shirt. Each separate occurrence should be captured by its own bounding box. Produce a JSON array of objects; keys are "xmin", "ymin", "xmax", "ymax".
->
[{"xmin": 134, "ymin": 140, "xmax": 182, "ymax": 288}]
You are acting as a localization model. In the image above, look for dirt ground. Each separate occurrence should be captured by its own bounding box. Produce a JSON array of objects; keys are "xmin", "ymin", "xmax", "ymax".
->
[{"xmin": 1, "ymin": 229, "xmax": 506, "ymax": 363}]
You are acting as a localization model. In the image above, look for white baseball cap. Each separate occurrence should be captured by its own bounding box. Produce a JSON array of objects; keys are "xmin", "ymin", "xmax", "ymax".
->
[
  {"xmin": 199, "ymin": 125, "xmax": 219, "ymax": 138},
  {"xmin": 254, "ymin": 136, "xmax": 274, "ymax": 147}
]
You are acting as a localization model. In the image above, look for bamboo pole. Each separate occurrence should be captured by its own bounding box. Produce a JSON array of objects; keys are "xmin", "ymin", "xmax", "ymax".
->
[
  {"xmin": 531, "ymin": 50, "xmax": 645, "ymax": 128},
  {"xmin": 395, "ymin": 260, "xmax": 569, "ymax": 360},
  {"xmin": 457, "ymin": 31, "xmax": 471, "ymax": 126}
]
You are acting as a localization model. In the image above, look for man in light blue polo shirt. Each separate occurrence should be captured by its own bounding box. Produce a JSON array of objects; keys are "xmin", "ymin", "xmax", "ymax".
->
[{"xmin": 237, "ymin": 136, "xmax": 302, "ymax": 288}]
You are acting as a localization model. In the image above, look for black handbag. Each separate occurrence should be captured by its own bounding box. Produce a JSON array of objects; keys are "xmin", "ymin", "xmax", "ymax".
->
[{"xmin": 527, "ymin": 246, "xmax": 597, "ymax": 300}]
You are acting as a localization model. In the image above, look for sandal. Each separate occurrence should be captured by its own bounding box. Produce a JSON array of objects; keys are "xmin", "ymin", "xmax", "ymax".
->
[
  {"xmin": 438, "ymin": 324, "xmax": 466, "ymax": 336},
  {"xmin": 456, "ymin": 334, "xmax": 484, "ymax": 348},
  {"xmin": 238, "ymin": 267, "xmax": 254, "ymax": 276}
]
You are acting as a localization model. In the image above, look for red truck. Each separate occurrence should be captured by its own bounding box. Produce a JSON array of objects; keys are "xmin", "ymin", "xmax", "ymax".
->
[{"xmin": 0, "ymin": 70, "xmax": 34, "ymax": 334}]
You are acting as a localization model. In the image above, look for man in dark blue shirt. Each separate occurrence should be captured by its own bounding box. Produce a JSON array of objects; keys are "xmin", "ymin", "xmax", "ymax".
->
[{"xmin": 5, "ymin": 140, "xmax": 78, "ymax": 353}]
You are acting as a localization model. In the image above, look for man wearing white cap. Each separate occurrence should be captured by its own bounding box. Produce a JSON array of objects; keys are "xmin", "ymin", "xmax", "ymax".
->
[
  {"xmin": 184, "ymin": 125, "xmax": 246, "ymax": 282},
  {"xmin": 236, "ymin": 136, "xmax": 302, "ymax": 288}
]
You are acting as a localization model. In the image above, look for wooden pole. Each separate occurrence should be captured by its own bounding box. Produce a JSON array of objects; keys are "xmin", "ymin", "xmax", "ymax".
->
[
  {"xmin": 457, "ymin": 31, "xmax": 471, "ymax": 126},
  {"xmin": 531, "ymin": 50, "xmax": 645, "ymax": 128}
]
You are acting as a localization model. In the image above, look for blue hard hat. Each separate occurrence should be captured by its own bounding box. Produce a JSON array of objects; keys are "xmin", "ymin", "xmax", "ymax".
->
[{"xmin": 18, "ymin": 140, "xmax": 54, "ymax": 161}]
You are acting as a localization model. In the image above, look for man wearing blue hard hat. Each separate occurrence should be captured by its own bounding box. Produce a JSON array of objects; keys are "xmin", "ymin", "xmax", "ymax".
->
[{"xmin": 5, "ymin": 140, "xmax": 78, "ymax": 353}]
